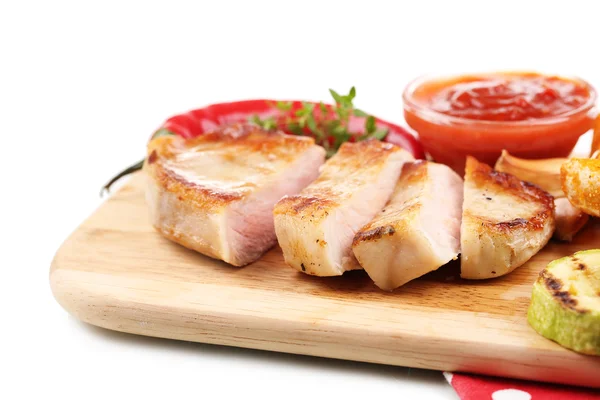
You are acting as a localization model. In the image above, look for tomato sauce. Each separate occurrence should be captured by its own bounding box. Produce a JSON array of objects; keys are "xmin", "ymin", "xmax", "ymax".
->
[
  {"xmin": 428, "ymin": 74, "xmax": 590, "ymax": 122},
  {"xmin": 403, "ymin": 72, "xmax": 597, "ymax": 173}
]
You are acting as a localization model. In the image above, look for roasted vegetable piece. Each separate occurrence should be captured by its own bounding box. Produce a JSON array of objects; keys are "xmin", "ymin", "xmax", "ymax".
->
[
  {"xmin": 494, "ymin": 150, "xmax": 565, "ymax": 198},
  {"xmin": 561, "ymin": 158, "xmax": 600, "ymax": 217},
  {"xmin": 528, "ymin": 250, "xmax": 600, "ymax": 355}
]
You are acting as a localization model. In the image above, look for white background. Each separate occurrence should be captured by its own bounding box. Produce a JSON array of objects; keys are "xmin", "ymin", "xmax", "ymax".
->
[{"xmin": 2, "ymin": 1, "xmax": 599, "ymax": 399}]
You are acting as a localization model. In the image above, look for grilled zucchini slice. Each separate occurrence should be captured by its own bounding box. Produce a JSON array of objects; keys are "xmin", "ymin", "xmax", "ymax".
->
[{"xmin": 527, "ymin": 250, "xmax": 600, "ymax": 355}]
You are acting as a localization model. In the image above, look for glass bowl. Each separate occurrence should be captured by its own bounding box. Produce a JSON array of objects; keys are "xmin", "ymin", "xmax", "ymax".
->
[{"xmin": 402, "ymin": 71, "xmax": 597, "ymax": 173}]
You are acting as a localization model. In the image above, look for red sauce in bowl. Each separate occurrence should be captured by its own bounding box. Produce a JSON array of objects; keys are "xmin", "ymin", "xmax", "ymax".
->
[
  {"xmin": 403, "ymin": 72, "xmax": 597, "ymax": 173},
  {"xmin": 429, "ymin": 74, "xmax": 590, "ymax": 121}
]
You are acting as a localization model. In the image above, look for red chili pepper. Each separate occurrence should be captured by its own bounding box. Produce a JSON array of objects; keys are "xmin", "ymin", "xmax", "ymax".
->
[
  {"xmin": 101, "ymin": 100, "xmax": 424, "ymax": 194},
  {"xmin": 158, "ymin": 100, "xmax": 424, "ymax": 157}
]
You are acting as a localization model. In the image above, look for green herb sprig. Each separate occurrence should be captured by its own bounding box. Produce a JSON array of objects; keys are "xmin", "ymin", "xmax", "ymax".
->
[{"xmin": 250, "ymin": 87, "xmax": 388, "ymax": 157}]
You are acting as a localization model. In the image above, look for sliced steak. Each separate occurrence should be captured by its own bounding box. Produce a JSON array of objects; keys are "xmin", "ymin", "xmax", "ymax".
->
[
  {"xmin": 352, "ymin": 161, "xmax": 463, "ymax": 290},
  {"xmin": 461, "ymin": 156, "xmax": 555, "ymax": 279},
  {"xmin": 144, "ymin": 123, "xmax": 326, "ymax": 266},
  {"xmin": 274, "ymin": 139, "xmax": 414, "ymax": 276}
]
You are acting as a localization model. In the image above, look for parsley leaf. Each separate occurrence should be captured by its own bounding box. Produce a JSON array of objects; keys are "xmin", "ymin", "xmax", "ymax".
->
[{"xmin": 250, "ymin": 87, "xmax": 389, "ymax": 157}]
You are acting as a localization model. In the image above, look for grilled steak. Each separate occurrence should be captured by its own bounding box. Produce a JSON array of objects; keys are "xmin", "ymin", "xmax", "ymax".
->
[
  {"xmin": 460, "ymin": 156, "xmax": 555, "ymax": 279},
  {"xmin": 144, "ymin": 123, "xmax": 326, "ymax": 266},
  {"xmin": 352, "ymin": 161, "xmax": 463, "ymax": 290},
  {"xmin": 274, "ymin": 140, "xmax": 414, "ymax": 276}
]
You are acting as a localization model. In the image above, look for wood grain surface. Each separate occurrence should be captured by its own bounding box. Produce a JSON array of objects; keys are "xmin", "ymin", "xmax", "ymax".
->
[{"xmin": 50, "ymin": 173, "xmax": 600, "ymax": 388}]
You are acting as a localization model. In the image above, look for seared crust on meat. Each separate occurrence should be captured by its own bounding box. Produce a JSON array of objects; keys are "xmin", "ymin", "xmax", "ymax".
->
[
  {"xmin": 353, "ymin": 224, "xmax": 397, "ymax": 244},
  {"xmin": 274, "ymin": 194, "xmax": 338, "ymax": 222},
  {"xmin": 464, "ymin": 157, "xmax": 555, "ymax": 232},
  {"xmin": 145, "ymin": 123, "xmax": 319, "ymax": 212},
  {"xmin": 352, "ymin": 160, "xmax": 427, "ymax": 246},
  {"xmin": 274, "ymin": 139, "xmax": 414, "ymax": 276},
  {"xmin": 274, "ymin": 140, "xmax": 401, "ymax": 221},
  {"xmin": 352, "ymin": 200, "xmax": 423, "ymax": 246},
  {"xmin": 144, "ymin": 123, "xmax": 326, "ymax": 266},
  {"xmin": 461, "ymin": 156, "xmax": 556, "ymax": 279},
  {"xmin": 352, "ymin": 160, "xmax": 463, "ymax": 290}
]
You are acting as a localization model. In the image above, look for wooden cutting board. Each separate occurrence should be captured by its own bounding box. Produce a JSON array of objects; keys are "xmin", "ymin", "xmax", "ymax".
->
[{"xmin": 50, "ymin": 173, "xmax": 600, "ymax": 388}]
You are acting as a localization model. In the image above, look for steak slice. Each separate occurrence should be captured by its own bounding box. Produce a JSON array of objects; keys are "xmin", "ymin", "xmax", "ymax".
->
[
  {"xmin": 144, "ymin": 123, "xmax": 326, "ymax": 266},
  {"xmin": 274, "ymin": 139, "xmax": 414, "ymax": 276},
  {"xmin": 352, "ymin": 161, "xmax": 463, "ymax": 290},
  {"xmin": 460, "ymin": 156, "xmax": 555, "ymax": 279}
]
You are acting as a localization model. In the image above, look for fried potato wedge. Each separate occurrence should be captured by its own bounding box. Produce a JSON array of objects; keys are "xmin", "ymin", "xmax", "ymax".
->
[{"xmin": 561, "ymin": 158, "xmax": 600, "ymax": 217}]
